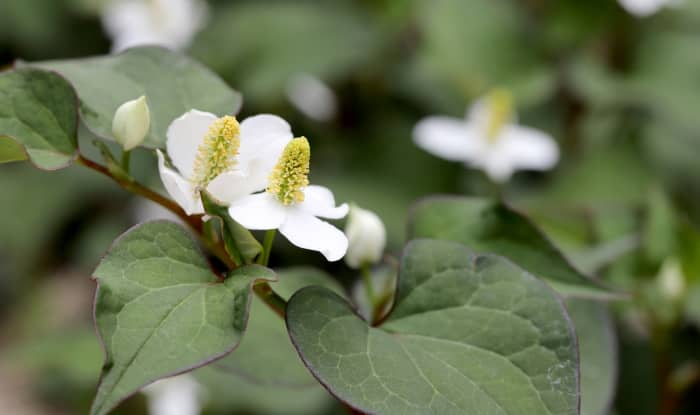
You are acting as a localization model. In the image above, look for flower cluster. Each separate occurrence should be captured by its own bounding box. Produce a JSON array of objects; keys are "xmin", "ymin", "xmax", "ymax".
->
[{"xmin": 158, "ymin": 109, "xmax": 350, "ymax": 261}]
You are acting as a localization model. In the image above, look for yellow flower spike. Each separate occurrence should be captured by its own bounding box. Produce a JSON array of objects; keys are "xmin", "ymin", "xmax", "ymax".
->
[
  {"xmin": 192, "ymin": 115, "xmax": 240, "ymax": 187},
  {"xmin": 484, "ymin": 89, "xmax": 514, "ymax": 142},
  {"xmin": 267, "ymin": 137, "xmax": 311, "ymax": 205}
]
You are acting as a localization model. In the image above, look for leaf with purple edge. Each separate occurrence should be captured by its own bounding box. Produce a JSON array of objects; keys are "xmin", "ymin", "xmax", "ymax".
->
[
  {"xmin": 90, "ymin": 220, "xmax": 274, "ymax": 415},
  {"xmin": 287, "ymin": 239, "xmax": 580, "ymax": 415}
]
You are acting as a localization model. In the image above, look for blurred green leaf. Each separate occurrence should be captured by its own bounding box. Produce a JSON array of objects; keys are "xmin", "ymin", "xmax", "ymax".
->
[
  {"xmin": 287, "ymin": 239, "xmax": 579, "ymax": 415},
  {"xmin": 567, "ymin": 299, "xmax": 618, "ymax": 415},
  {"xmin": 0, "ymin": 68, "xmax": 78, "ymax": 169},
  {"xmin": 31, "ymin": 46, "xmax": 242, "ymax": 148},
  {"xmin": 408, "ymin": 196, "xmax": 614, "ymax": 299},
  {"xmin": 215, "ymin": 267, "xmax": 344, "ymax": 387},
  {"xmin": 90, "ymin": 221, "xmax": 273, "ymax": 415},
  {"xmin": 192, "ymin": 2, "xmax": 379, "ymax": 103}
]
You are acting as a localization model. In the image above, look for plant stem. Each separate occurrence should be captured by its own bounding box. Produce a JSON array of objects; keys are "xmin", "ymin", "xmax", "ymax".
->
[
  {"xmin": 75, "ymin": 154, "xmax": 287, "ymax": 314},
  {"xmin": 258, "ymin": 230, "xmax": 276, "ymax": 266},
  {"xmin": 121, "ymin": 150, "xmax": 131, "ymax": 173},
  {"xmin": 253, "ymin": 282, "xmax": 287, "ymax": 319}
]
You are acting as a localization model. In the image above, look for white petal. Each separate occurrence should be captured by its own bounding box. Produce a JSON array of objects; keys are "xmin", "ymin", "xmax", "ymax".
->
[
  {"xmin": 238, "ymin": 114, "xmax": 293, "ymax": 162},
  {"xmin": 157, "ymin": 150, "xmax": 203, "ymax": 215},
  {"xmin": 618, "ymin": 0, "xmax": 671, "ymax": 17},
  {"xmin": 206, "ymin": 169, "xmax": 262, "ymax": 204},
  {"xmin": 285, "ymin": 73, "xmax": 338, "ymax": 122},
  {"xmin": 166, "ymin": 110, "xmax": 217, "ymax": 179},
  {"xmin": 298, "ymin": 185, "xmax": 349, "ymax": 219},
  {"xmin": 280, "ymin": 210, "xmax": 348, "ymax": 262},
  {"xmin": 499, "ymin": 126, "xmax": 559, "ymax": 171},
  {"xmin": 474, "ymin": 154, "xmax": 516, "ymax": 183},
  {"xmin": 413, "ymin": 116, "xmax": 486, "ymax": 162},
  {"xmin": 228, "ymin": 193, "xmax": 287, "ymax": 230},
  {"xmin": 143, "ymin": 374, "xmax": 203, "ymax": 415}
]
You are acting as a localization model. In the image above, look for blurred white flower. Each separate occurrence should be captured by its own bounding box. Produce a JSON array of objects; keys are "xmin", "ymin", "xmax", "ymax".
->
[
  {"xmin": 143, "ymin": 374, "xmax": 204, "ymax": 415},
  {"xmin": 413, "ymin": 89, "xmax": 559, "ymax": 183},
  {"xmin": 112, "ymin": 95, "xmax": 150, "ymax": 151},
  {"xmin": 344, "ymin": 205, "xmax": 386, "ymax": 269},
  {"xmin": 618, "ymin": 0, "xmax": 682, "ymax": 17},
  {"xmin": 102, "ymin": 0, "xmax": 208, "ymax": 52},
  {"xmin": 228, "ymin": 137, "xmax": 349, "ymax": 261},
  {"xmin": 285, "ymin": 73, "xmax": 338, "ymax": 122},
  {"xmin": 657, "ymin": 257, "xmax": 686, "ymax": 302},
  {"xmin": 158, "ymin": 110, "xmax": 292, "ymax": 215}
]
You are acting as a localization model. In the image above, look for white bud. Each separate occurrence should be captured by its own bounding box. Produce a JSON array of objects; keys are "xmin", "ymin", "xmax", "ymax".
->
[
  {"xmin": 657, "ymin": 258, "xmax": 686, "ymax": 302},
  {"xmin": 344, "ymin": 205, "xmax": 386, "ymax": 269},
  {"xmin": 112, "ymin": 95, "xmax": 150, "ymax": 151}
]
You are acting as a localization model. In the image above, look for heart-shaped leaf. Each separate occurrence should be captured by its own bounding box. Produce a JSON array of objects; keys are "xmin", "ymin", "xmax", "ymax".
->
[
  {"xmin": 287, "ymin": 239, "xmax": 580, "ymax": 415},
  {"xmin": 31, "ymin": 46, "xmax": 242, "ymax": 148},
  {"xmin": 409, "ymin": 196, "xmax": 613, "ymax": 299},
  {"xmin": 91, "ymin": 220, "xmax": 273, "ymax": 415},
  {"xmin": 0, "ymin": 68, "xmax": 78, "ymax": 169}
]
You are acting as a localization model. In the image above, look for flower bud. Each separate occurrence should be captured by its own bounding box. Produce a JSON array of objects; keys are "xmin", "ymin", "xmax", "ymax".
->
[
  {"xmin": 657, "ymin": 258, "xmax": 686, "ymax": 303},
  {"xmin": 112, "ymin": 95, "xmax": 150, "ymax": 151},
  {"xmin": 344, "ymin": 205, "xmax": 386, "ymax": 269}
]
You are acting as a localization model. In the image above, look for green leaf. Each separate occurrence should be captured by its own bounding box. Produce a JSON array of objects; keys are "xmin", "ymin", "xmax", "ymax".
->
[
  {"xmin": 408, "ymin": 196, "xmax": 614, "ymax": 299},
  {"xmin": 90, "ymin": 220, "xmax": 273, "ymax": 415},
  {"xmin": 0, "ymin": 68, "xmax": 78, "ymax": 169},
  {"xmin": 215, "ymin": 267, "xmax": 344, "ymax": 386},
  {"xmin": 566, "ymin": 299, "xmax": 617, "ymax": 415},
  {"xmin": 287, "ymin": 239, "xmax": 580, "ymax": 415},
  {"xmin": 201, "ymin": 191, "xmax": 262, "ymax": 265},
  {"xmin": 31, "ymin": 46, "xmax": 242, "ymax": 149}
]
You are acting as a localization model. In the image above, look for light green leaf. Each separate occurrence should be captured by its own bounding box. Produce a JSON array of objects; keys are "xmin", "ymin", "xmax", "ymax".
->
[
  {"xmin": 31, "ymin": 46, "xmax": 242, "ymax": 148},
  {"xmin": 90, "ymin": 220, "xmax": 273, "ymax": 415},
  {"xmin": 201, "ymin": 191, "xmax": 262, "ymax": 265},
  {"xmin": 215, "ymin": 267, "xmax": 344, "ymax": 386},
  {"xmin": 566, "ymin": 299, "xmax": 617, "ymax": 415},
  {"xmin": 409, "ymin": 197, "xmax": 614, "ymax": 299},
  {"xmin": 0, "ymin": 68, "xmax": 78, "ymax": 169},
  {"xmin": 287, "ymin": 239, "xmax": 580, "ymax": 415}
]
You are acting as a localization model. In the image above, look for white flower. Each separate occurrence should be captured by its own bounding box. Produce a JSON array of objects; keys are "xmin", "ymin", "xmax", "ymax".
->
[
  {"xmin": 344, "ymin": 205, "xmax": 386, "ymax": 269},
  {"xmin": 143, "ymin": 374, "xmax": 204, "ymax": 415},
  {"xmin": 112, "ymin": 95, "xmax": 150, "ymax": 151},
  {"xmin": 157, "ymin": 110, "xmax": 293, "ymax": 215},
  {"xmin": 285, "ymin": 73, "xmax": 338, "ymax": 122},
  {"xmin": 102, "ymin": 0, "xmax": 208, "ymax": 52},
  {"xmin": 413, "ymin": 89, "xmax": 559, "ymax": 183},
  {"xmin": 228, "ymin": 137, "xmax": 349, "ymax": 261},
  {"xmin": 618, "ymin": 0, "xmax": 682, "ymax": 17}
]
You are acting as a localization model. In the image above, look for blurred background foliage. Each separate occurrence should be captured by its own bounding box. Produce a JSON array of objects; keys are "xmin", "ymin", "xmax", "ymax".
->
[{"xmin": 1, "ymin": 0, "xmax": 700, "ymax": 414}]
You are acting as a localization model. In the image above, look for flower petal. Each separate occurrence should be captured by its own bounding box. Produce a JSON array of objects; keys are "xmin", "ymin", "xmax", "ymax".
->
[
  {"xmin": 500, "ymin": 126, "xmax": 559, "ymax": 171},
  {"xmin": 280, "ymin": 210, "xmax": 348, "ymax": 262},
  {"xmin": 206, "ymin": 169, "xmax": 262, "ymax": 204},
  {"xmin": 166, "ymin": 110, "xmax": 217, "ymax": 180},
  {"xmin": 228, "ymin": 193, "xmax": 287, "ymax": 230},
  {"xmin": 238, "ymin": 114, "xmax": 293, "ymax": 163},
  {"xmin": 157, "ymin": 150, "xmax": 203, "ymax": 215},
  {"xmin": 413, "ymin": 116, "xmax": 485, "ymax": 163},
  {"xmin": 298, "ymin": 185, "xmax": 349, "ymax": 219}
]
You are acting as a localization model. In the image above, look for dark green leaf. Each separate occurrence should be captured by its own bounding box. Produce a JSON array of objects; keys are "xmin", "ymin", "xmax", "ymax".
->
[
  {"xmin": 31, "ymin": 46, "xmax": 242, "ymax": 149},
  {"xmin": 90, "ymin": 220, "xmax": 273, "ymax": 415},
  {"xmin": 0, "ymin": 68, "xmax": 78, "ymax": 169},
  {"xmin": 287, "ymin": 239, "xmax": 580, "ymax": 415},
  {"xmin": 408, "ymin": 196, "xmax": 614, "ymax": 299}
]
